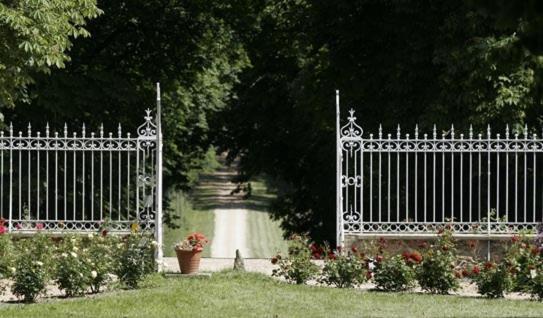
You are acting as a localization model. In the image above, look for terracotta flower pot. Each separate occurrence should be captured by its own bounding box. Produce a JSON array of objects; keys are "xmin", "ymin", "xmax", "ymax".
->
[{"xmin": 175, "ymin": 249, "xmax": 202, "ymax": 274}]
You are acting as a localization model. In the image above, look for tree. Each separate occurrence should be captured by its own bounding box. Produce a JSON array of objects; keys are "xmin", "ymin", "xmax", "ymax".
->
[
  {"xmin": 0, "ymin": 0, "xmax": 102, "ymax": 108},
  {"xmin": 8, "ymin": 0, "xmax": 253, "ymax": 213},
  {"xmin": 215, "ymin": 0, "xmax": 543, "ymax": 243}
]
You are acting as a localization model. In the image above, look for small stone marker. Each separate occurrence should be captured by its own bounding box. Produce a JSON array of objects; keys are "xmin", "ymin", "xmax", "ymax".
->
[{"xmin": 233, "ymin": 249, "xmax": 245, "ymax": 271}]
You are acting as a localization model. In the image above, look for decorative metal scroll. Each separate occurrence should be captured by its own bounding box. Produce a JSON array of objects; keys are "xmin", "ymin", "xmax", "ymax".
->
[
  {"xmin": 0, "ymin": 109, "xmax": 159, "ymax": 234},
  {"xmin": 339, "ymin": 109, "xmax": 543, "ymax": 237}
]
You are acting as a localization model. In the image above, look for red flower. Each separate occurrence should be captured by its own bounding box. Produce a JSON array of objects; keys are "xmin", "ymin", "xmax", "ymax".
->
[
  {"xmin": 35, "ymin": 223, "xmax": 44, "ymax": 230},
  {"xmin": 328, "ymin": 251, "xmax": 337, "ymax": 260},
  {"xmin": 409, "ymin": 251, "xmax": 423, "ymax": 264},
  {"xmin": 511, "ymin": 235, "xmax": 520, "ymax": 243},
  {"xmin": 472, "ymin": 265, "xmax": 481, "ymax": 275},
  {"xmin": 375, "ymin": 255, "xmax": 383, "ymax": 263},
  {"xmin": 484, "ymin": 262, "xmax": 494, "ymax": 270},
  {"xmin": 336, "ymin": 246, "xmax": 342, "ymax": 253},
  {"xmin": 351, "ymin": 245, "xmax": 358, "ymax": 253},
  {"xmin": 101, "ymin": 229, "xmax": 108, "ymax": 237},
  {"xmin": 0, "ymin": 225, "xmax": 6, "ymax": 235},
  {"xmin": 366, "ymin": 271, "xmax": 373, "ymax": 280},
  {"xmin": 0, "ymin": 218, "xmax": 4, "ymax": 227},
  {"xmin": 401, "ymin": 251, "xmax": 410, "ymax": 261},
  {"xmin": 462, "ymin": 269, "xmax": 469, "ymax": 277}
]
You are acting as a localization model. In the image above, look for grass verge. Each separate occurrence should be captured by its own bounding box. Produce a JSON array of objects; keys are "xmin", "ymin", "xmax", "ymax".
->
[
  {"xmin": 245, "ymin": 178, "xmax": 287, "ymax": 258},
  {"xmin": 2, "ymin": 271, "xmax": 543, "ymax": 317},
  {"xmin": 163, "ymin": 191, "xmax": 214, "ymax": 257}
]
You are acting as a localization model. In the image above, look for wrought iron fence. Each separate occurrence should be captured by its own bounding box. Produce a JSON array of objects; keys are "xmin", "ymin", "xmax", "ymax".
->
[
  {"xmin": 336, "ymin": 93, "xmax": 543, "ymax": 244},
  {"xmin": 0, "ymin": 108, "xmax": 160, "ymax": 234}
]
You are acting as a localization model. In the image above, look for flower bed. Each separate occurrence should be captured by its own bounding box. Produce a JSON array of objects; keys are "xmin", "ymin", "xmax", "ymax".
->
[
  {"xmin": 271, "ymin": 228, "xmax": 543, "ymax": 300},
  {"xmin": 0, "ymin": 224, "xmax": 156, "ymax": 303}
]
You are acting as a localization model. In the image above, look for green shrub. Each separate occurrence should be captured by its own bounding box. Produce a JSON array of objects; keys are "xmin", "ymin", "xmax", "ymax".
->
[
  {"xmin": 529, "ymin": 266, "xmax": 543, "ymax": 301},
  {"xmin": 271, "ymin": 235, "xmax": 319, "ymax": 284},
  {"xmin": 319, "ymin": 252, "xmax": 366, "ymax": 288},
  {"xmin": 416, "ymin": 229, "xmax": 459, "ymax": 294},
  {"xmin": 11, "ymin": 234, "xmax": 54, "ymax": 302},
  {"xmin": 85, "ymin": 234, "xmax": 119, "ymax": 293},
  {"xmin": 505, "ymin": 235, "xmax": 541, "ymax": 292},
  {"xmin": 472, "ymin": 262, "xmax": 513, "ymax": 298},
  {"xmin": 55, "ymin": 235, "xmax": 91, "ymax": 296},
  {"xmin": 0, "ymin": 234, "xmax": 15, "ymax": 294},
  {"xmin": 116, "ymin": 233, "xmax": 156, "ymax": 288},
  {"xmin": 373, "ymin": 254, "xmax": 417, "ymax": 292}
]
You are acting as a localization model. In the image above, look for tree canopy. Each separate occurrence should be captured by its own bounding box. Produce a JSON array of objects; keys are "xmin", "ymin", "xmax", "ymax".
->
[
  {"xmin": 3, "ymin": 0, "xmax": 543, "ymax": 243},
  {"xmin": 0, "ymin": 0, "xmax": 102, "ymax": 108}
]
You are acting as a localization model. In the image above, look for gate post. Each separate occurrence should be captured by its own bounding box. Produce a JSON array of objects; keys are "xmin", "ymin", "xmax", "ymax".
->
[
  {"xmin": 155, "ymin": 83, "xmax": 164, "ymax": 271},
  {"xmin": 336, "ymin": 90, "xmax": 344, "ymax": 248}
]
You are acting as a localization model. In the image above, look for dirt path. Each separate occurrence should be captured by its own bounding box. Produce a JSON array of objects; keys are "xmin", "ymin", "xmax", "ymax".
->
[
  {"xmin": 192, "ymin": 162, "xmax": 251, "ymax": 258},
  {"xmin": 210, "ymin": 185, "xmax": 250, "ymax": 258}
]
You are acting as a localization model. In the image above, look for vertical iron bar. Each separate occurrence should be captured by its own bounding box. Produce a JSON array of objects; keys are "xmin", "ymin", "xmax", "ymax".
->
[{"xmin": 406, "ymin": 133, "xmax": 409, "ymax": 222}]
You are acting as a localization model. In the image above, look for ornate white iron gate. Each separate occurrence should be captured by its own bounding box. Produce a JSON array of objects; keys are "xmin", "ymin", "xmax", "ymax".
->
[
  {"xmin": 336, "ymin": 91, "xmax": 543, "ymax": 245},
  {"xmin": 0, "ymin": 85, "xmax": 163, "ymax": 261}
]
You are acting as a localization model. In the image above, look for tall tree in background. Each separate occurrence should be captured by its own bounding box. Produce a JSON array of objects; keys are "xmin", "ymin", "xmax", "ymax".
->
[
  {"xmin": 0, "ymin": 0, "xmax": 102, "ymax": 108},
  {"xmin": 9, "ymin": 0, "xmax": 255, "ymax": 193},
  {"xmin": 215, "ymin": 0, "xmax": 543, "ymax": 243}
]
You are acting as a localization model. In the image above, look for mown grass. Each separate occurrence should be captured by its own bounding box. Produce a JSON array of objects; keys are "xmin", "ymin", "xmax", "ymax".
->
[
  {"xmin": 2, "ymin": 271, "xmax": 543, "ymax": 317},
  {"xmin": 245, "ymin": 178, "xmax": 287, "ymax": 258},
  {"xmin": 163, "ymin": 190, "xmax": 215, "ymax": 257}
]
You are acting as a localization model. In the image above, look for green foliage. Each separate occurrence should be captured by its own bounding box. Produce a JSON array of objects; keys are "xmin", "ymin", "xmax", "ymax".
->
[
  {"xmin": 116, "ymin": 233, "xmax": 156, "ymax": 289},
  {"xmin": 472, "ymin": 262, "xmax": 513, "ymax": 298},
  {"xmin": 0, "ymin": 234, "xmax": 15, "ymax": 294},
  {"xmin": 85, "ymin": 234, "xmax": 119, "ymax": 293},
  {"xmin": 55, "ymin": 235, "xmax": 91, "ymax": 297},
  {"xmin": 0, "ymin": 0, "xmax": 102, "ymax": 107},
  {"xmin": 319, "ymin": 252, "xmax": 366, "ymax": 288},
  {"xmin": 11, "ymin": 234, "xmax": 55, "ymax": 302},
  {"xmin": 271, "ymin": 235, "xmax": 319, "ymax": 284},
  {"xmin": 416, "ymin": 230, "xmax": 459, "ymax": 294},
  {"xmin": 505, "ymin": 236, "xmax": 542, "ymax": 292},
  {"xmin": 373, "ymin": 255, "xmax": 417, "ymax": 292},
  {"xmin": 215, "ymin": 0, "xmax": 543, "ymax": 243},
  {"xmin": 530, "ymin": 266, "xmax": 543, "ymax": 301}
]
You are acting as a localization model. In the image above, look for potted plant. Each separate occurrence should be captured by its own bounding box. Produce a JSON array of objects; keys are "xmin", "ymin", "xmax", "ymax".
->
[{"xmin": 174, "ymin": 232, "xmax": 208, "ymax": 274}]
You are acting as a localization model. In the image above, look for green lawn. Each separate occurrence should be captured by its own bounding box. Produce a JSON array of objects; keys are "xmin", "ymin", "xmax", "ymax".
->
[
  {"xmin": 162, "ymin": 190, "xmax": 215, "ymax": 257},
  {"xmin": 2, "ymin": 271, "xmax": 543, "ymax": 317},
  {"xmin": 245, "ymin": 178, "xmax": 287, "ymax": 258}
]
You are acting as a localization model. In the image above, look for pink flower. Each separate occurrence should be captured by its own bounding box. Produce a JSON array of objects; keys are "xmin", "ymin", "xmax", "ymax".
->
[
  {"xmin": 15, "ymin": 223, "xmax": 22, "ymax": 230},
  {"xmin": 0, "ymin": 225, "xmax": 6, "ymax": 235},
  {"xmin": 35, "ymin": 223, "xmax": 44, "ymax": 230}
]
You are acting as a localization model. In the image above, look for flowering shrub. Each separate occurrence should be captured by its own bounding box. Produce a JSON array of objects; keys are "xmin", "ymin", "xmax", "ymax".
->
[
  {"xmin": 416, "ymin": 229, "xmax": 459, "ymax": 294},
  {"xmin": 116, "ymin": 233, "xmax": 156, "ymax": 288},
  {"xmin": 0, "ymin": 233, "xmax": 15, "ymax": 295},
  {"xmin": 271, "ymin": 235, "xmax": 319, "ymax": 284},
  {"xmin": 319, "ymin": 250, "xmax": 366, "ymax": 288},
  {"xmin": 175, "ymin": 232, "xmax": 208, "ymax": 252},
  {"xmin": 55, "ymin": 235, "xmax": 92, "ymax": 296},
  {"xmin": 472, "ymin": 261, "xmax": 513, "ymax": 298},
  {"xmin": 85, "ymin": 234, "xmax": 119, "ymax": 293},
  {"xmin": 11, "ymin": 234, "xmax": 54, "ymax": 302},
  {"xmin": 529, "ymin": 265, "xmax": 543, "ymax": 301},
  {"xmin": 373, "ymin": 254, "xmax": 417, "ymax": 292},
  {"xmin": 505, "ymin": 235, "xmax": 541, "ymax": 292}
]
